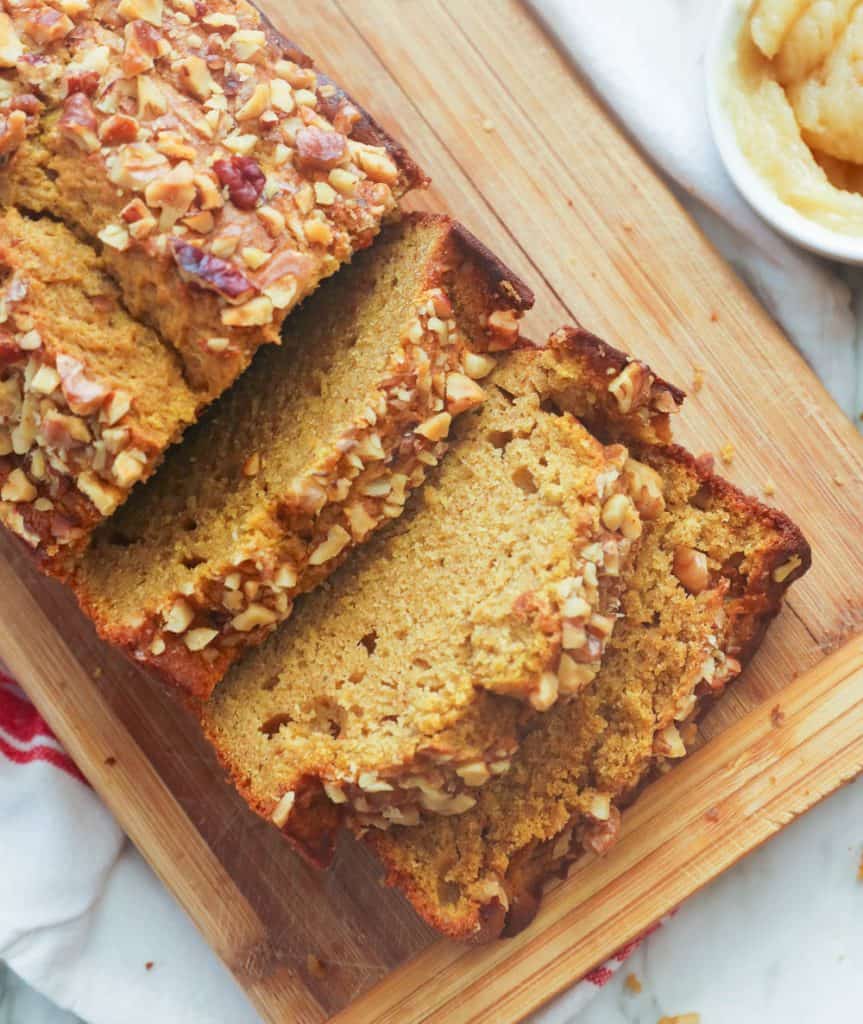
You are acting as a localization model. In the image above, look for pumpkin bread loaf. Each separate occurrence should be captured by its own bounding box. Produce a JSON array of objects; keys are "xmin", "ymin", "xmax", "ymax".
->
[
  {"xmin": 0, "ymin": 0, "xmax": 425, "ymax": 400},
  {"xmin": 74, "ymin": 214, "xmax": 533, "ymax": 699},
  {"xmin": 201, "ymin": 333, "xmax": 684, "ymax": 863},
  {"xmin": 0, "ymin": 208, "xmax": 197, "ymax": 575},
  {"xmin": 368, "ymin": 330, "xmax": 811, "ymax": 941}
]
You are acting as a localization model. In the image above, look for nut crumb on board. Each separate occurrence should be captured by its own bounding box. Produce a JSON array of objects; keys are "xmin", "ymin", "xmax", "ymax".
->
[
  {"xmin": 691, "ymin": 365, "xmax": 705, "ymax": 393},
  {"xmin": 658, "ymin": 1016, "xmax": 700, "ymax": 1024},
  {"xmin": 833, "ymin": 475, "xmax": 845, "ymax": 487},
  {"xmin": 763, "ymin": 477, "xmax": 776, "ymax": 496},
  {"xmin": 481, "ymin": 117, "xmax": 495, "ymax": 132},
  {"xmin": 705, "ymin": 805, "xmax": 720, "ymax": 822},
  {"xmin": 625, "ymin": 972, "xmax": 643, "ymax": 994},
  {"xmin": 144, "ymin": 962, "xmax": 154, "ymax": 971},
  {"xmin": 770, "ymin": 704, "xmax": 786, "ymax": 727}
]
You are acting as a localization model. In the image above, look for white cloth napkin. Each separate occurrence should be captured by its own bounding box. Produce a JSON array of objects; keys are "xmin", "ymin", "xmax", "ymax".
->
[
  {"xmin": 3, "ymin": 4, "xmax": 859, "ymax": 1024},
  {"xmin": 0, "ymin": 670, "xmax": 258, "ymax": 1024}
]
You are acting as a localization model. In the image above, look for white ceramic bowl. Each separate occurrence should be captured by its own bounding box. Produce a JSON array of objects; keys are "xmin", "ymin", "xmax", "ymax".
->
[{"xmin": 706, "ymin": 0, "xmax": 863, "ymax": 264}]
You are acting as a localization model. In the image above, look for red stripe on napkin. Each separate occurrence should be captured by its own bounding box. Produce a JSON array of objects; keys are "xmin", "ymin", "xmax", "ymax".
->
[{"xmin": 0, "ymin": 671, "xmax": 85, "ymax": 783}]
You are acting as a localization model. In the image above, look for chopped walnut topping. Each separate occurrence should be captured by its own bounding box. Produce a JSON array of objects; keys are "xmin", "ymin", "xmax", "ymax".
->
[
  {"xmin": 59, "ymin": 93, "xmax": 99, "ymax": 152},
  {"xmin": 1, "ymin": 468, "xmax": 37, "ymax": 504},
  {"xmin": 295, "ymin": 126, "xmax": 348, "ymax": 171}
]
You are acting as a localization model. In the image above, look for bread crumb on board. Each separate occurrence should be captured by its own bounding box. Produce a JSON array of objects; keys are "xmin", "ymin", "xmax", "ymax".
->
[
  {"xmin": 625, "ymin": 972, "xmax": 643, "ymax": 994},
  {"xmin": 658, "ymin": 1015, "xmax": 700, "ymax": 1024},
  {"xmin": 306, "ymin": 954, "xmax": 327, "ymax": 979},
  {"xmin": 691, "ymin": 365, "xmax": 705, "ymax": 393},
  {"xmin": 719, "ymin": 441, "xmax": 735, "ymax": 465},
  {"xmin": 763, "ymin": 477, "xmax": 777, "ymax": 496}
]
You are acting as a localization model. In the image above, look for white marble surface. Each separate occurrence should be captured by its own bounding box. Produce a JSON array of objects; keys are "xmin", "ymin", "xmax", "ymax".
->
[{"xmin": 542, "ymin": 777, "xmax": 863, "ymax": 1023}]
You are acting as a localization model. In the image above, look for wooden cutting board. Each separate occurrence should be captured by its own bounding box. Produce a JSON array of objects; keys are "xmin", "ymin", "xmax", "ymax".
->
[{"xmin": 3, "ymin": 2, "xmax": 863, "ymax": 1021}]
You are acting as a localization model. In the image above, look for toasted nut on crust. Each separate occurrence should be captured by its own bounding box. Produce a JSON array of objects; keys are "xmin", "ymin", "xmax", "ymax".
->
[
  {"xmin": 415, "ymin": 412, "xmax": 451, "ymax": 441},
  {"xmin": 231, "ymin": 603, "xmax": 279, "ymax": 632},
  {"xmin": 1, "ymin": 469, "xmax": 36, "ymax": 503},
  {"xmin": 164, "ymin": 598, "xmax": 194, "ymax": 634},
  {"xmin": 445, "ymin": 373, "xmax": 486, "ymax": 415}
]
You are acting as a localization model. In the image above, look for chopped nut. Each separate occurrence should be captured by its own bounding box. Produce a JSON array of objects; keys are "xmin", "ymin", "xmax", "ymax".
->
[
  {"xmin": 271, "ymin": 790, "xmax": 296, "ymax": 827},
  {"xmin": 175, "ymin": 56, "xmax": 216, "ymax": 101},
  {"xmin": 719, "ymin": 441, "xmax": 735, "ymax": 465},
  {"xmin": 184, "ymin": 628, "xmax": 219, "ymax": 652},
  {"xmin": 206, "ymin": 337, "xmax": 230, "ymax": 353},
  {"xmin": 257, "ymin": 206, "xmax": 286, "ymax": 236},
  {"xmin": 221, "ymin": 295, "xmax": 274, "ymax": 327},
  {"xmin": 1, "ymin": 469, "xmax": 36, "ymax": 504},
  {"xmin": 314, "ymin": 181, "xmax": 337, "ymax": 207},
  {"xmin": 329, "ymin": 167, "xmax": 357, "ymax": 195},
  {"xmin": 229, "ymin": 28, "xmax": 267, "ymax": 61},
  {"xmin": 236, "ymin": 83, "xmax": 270, "ymax": 121},
  {"xmin": 461, "ymin": 352, "xmax": 497, "ymax": 380},
  {"xmin": 242, "ymin": 452, "xmax": 260, "ymax": 477},
  {"xmin": 59, "ymin": 93, "xmax": 99, "ymax": 152},
  {"xmin": 601, "ymin": 493, "xmax": 641, "ymax": 539},
  {"xmin": 76, "ymin": 471, "xmax": 122, "ymax": 516},
  {"xmin": 117, "ymin": 0, "xmax": 163, "ymax": 26},
  {"xmin": 149, "ymin": 636, "xmax": 166, "ymax": 656},
  {"xmin": 672, "ymin": 546, "xmax": 709, "ymax": 595},
  {"xmin": 29, "ymin": 364, "xmax": 61, "ymax": 395},
  {"xmin": 304, "ymin": 216, "xmax": 333, "ymax": 246},
  {"xmin": 530, "ymin": 670, "xmax": 559, "ymax": 711},
  {"xmin": 415, "ymin": 412, "xmax": 452, "ymax": 442},
  {"xmin": 103, "ymin": 391, "xmax": 132, "ymax": 426},
  {"xmin": 164, "ymin": 598, "xmax": 194, "ymax": 634},
  {"xmin": 241, "ymin": 246, "xmax": 270, "ymax": 270},
  {"xmin": 654, "ymin": 723, "xmax": 687, "ymax": 758},
  {"xmin": 308, "ymin": 524, "xmax": 351, "ymax": 566},
  {"xmin": 231, "ymin": 603, "xmax": 279, "ymax": 632},
  {"xmin": 445, "ymin": 373, "xmax": 486, "ymax": 415},
  {"xmin": 0, "ymin": 13, "xmax": 23, "ymax": 67},
  {"xmin": 487, "ymin": 309, "xmax": 520, "ymax": 345},
  {"xmin": 112, "ymin": 450, "xmax": 147, "ymax": 488},
  {"xmin": 623, "ymin": 458, "xmax": 665, "ymax": 520},
  {"xmin": 355, "ymin": 147, "xmax": 399, "ymax": 184},
  {"xmin": 558, "ymin": 653, "xmax": 597, "ymax": 695},
  {"xmin": 455, "ymin": 760, "xmax": 491, "ymax": 787},
  {"xmin": 98, "ymin": 224, "xmax": 131, "ymax": 251},
  {"xmin": 269, "ymin": 78, "xmax": 295, "ymax": 114},
  {"xmin": 772, "ymin": 554, "xmax": 803, "ymax": 583},
  {"xmin": 608, "ymin": 362, "xmax": 650, "ymax": 414}
]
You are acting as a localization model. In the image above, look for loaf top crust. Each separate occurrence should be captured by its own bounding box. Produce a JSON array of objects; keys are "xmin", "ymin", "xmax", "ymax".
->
[{"xmin": 0, "ymin": 0, "xmax": 426, "ymax": 397}]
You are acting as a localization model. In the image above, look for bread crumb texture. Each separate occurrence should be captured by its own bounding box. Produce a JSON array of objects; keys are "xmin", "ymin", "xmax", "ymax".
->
[{"xmin": 75, "ymin": 214, "xmax": 532, "ymax": 698}]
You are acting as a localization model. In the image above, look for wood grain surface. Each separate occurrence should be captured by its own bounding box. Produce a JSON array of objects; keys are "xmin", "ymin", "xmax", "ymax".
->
[{"xmin": 2, "ymin": 2, "xmax": 862, "ymax": 1022}]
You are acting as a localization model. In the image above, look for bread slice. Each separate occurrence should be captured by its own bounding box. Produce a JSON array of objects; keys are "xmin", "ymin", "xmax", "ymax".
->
[
  {"xmin": 200, "ymin": 332, "xmax": 683, "ymax": 863},
  {"xmin": 0, "ymin": 208, "xmax": 197, "ymax": 576},
  {"xmin": 73, "ymin": 214, "xmax": 532, "ymax": 699},
  {"xmin": 368, "ymin": 329, "xmax": 811, "ymax": 941},
  {"xmin": 0, "ymin": 0, "xmax": 425, "ymax": 401}
]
